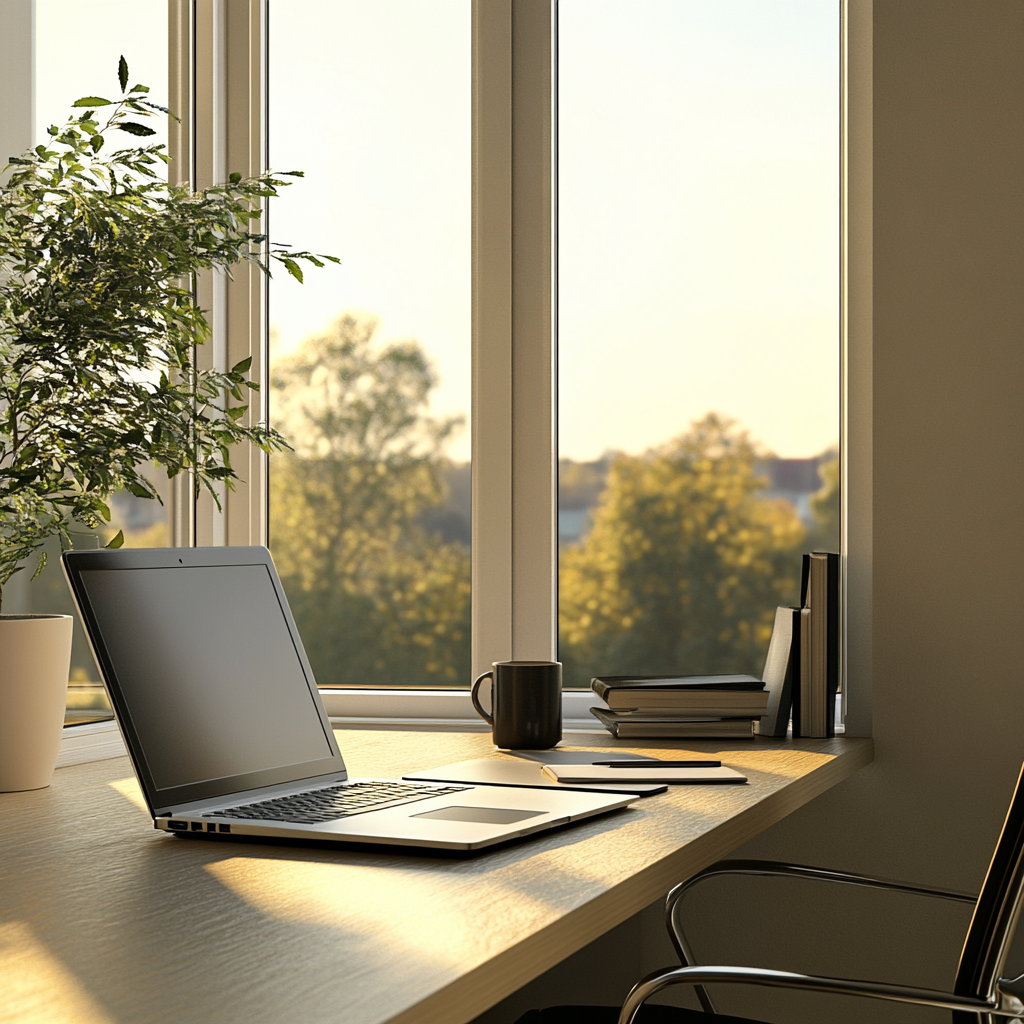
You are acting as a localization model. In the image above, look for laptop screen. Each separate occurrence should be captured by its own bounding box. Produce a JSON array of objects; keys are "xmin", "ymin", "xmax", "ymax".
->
[{"xmin": 79, "ymin": 563, "xmax": 335, "ymax": 791}]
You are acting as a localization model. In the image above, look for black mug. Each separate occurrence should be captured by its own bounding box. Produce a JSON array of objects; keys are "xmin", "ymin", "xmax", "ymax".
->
[{"xmin": 471, "ymin": 660, "xmax": 562, "ymax": 749}]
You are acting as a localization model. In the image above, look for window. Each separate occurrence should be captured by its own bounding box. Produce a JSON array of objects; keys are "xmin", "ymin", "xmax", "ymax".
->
[
  {"xmin": 13, "ymin": 1, "xmax": 846, "ymax": 738},
  {"xmin": 267, "ymin": 0, "xmax": 472, "ymax": 688},
  {"xmin": 557, "ymin": 0, "xmax": 841, "ymax": 688}
]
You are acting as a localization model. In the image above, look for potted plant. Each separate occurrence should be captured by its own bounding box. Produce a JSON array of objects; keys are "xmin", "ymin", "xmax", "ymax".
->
[{"xmin": 0, "ymin": 58, "xmax": 333, "ymax": 790}]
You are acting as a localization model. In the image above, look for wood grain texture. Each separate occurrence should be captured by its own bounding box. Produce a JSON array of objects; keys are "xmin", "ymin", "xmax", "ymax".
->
[{"xmin": 0, "ymin": 730, "xmax": 871, "ymax": 1024}]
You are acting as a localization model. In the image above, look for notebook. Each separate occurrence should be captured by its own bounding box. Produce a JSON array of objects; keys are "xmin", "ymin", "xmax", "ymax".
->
[{"xmin": 61, "ymin": 546, "xmax": 634, "ymax": 851}]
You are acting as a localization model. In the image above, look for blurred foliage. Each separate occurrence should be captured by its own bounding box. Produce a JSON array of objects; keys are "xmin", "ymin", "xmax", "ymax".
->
[
  {"xmin": 269, "ymin": 316, "xmax": 471, "ymax": 686},
  {"xmin": 558, "ymin": 414, "xmax": 809, "ymax": 688},
  {"xmin": 267, "ymin": 316, "xmax": 837, "ymax": 691}
]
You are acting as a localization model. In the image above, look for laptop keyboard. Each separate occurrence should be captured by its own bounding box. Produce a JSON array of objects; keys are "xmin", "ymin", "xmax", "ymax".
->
[{"xmin": 205, "ymin": 780, "xmax": 470, "ymax": 825}]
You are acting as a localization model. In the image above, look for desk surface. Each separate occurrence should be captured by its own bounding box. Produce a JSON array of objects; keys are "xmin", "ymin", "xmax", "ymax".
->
[{"xmin": 0, "ymin": 730, "xmax": 871, "ymax": 1024}]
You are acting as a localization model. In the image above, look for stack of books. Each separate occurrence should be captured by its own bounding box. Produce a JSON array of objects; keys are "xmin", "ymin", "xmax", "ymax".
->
[{"xmin": 589, "ymin": 674, "xmax": 769, "ymax": 739}]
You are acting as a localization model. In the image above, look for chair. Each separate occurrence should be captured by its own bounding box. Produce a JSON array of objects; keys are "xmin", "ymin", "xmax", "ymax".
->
[{"xmin": 516, "ymin": 762, "xmax": 1024, "ymax": 1024}]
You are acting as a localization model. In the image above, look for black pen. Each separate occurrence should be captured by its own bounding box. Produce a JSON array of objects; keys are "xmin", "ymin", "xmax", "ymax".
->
[{"xmin": 593, "ymin": 760, "xmax": 722, "ymax": 769}]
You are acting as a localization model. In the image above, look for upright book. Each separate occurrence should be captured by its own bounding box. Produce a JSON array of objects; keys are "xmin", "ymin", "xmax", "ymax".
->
[
  {"xmin": 754, "ymin": 606, "xmax": 800, "ymax": 738},
  {"xmin": 798, "ymin": 551, "xmax": 840, "ymax": 738}
]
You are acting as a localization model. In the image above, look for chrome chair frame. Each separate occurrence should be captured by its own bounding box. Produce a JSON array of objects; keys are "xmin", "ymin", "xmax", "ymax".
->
[{"xmin": 616, "ymin": 761, "xmax": 1024, "ymax": 1024}]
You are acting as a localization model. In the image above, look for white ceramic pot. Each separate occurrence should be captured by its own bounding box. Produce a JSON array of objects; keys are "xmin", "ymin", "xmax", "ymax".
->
[{"xmin": 0, "ymin": 614, "xmax": 74, "ymax": 792}]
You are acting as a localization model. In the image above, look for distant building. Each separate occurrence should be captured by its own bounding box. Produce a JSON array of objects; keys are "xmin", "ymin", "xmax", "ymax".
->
[
  {"xmin": 753, "ymin": 458, "xmax": 826, "ymax": 527},
  {"xmin": 558, "ymin": 508, "xmax": 591, "ymax": 544},
  {"xmin": 555, "ymin": 454, "xmax": 829, "ymax": 545}
]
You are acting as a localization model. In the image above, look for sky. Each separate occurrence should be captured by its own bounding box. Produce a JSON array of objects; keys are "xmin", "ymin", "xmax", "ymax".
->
[
  {"xmin": 34, "ymin": 1, "xmax": 168, "ymax": 156},
  {"xmin": 33, "ymin": 0, "xmax": 840, "ymax": 466},
  {"xmin": 558, "ymin": 0, "xmax": 840, "ymax": 461}
]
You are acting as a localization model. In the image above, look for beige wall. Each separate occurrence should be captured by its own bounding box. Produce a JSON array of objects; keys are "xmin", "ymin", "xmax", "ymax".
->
[{"xmin": 478, "ymin": 2, "xmax": 1024, "ymax": 1021}]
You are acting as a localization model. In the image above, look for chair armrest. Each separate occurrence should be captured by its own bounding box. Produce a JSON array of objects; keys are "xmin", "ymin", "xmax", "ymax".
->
[
  {"xmin": 617, "ymin": 964, "xmax": 1023, "ymax": 1024},
  {"xmin": 664, "ymin": 860, "xmax": 976, "ymax": 1014}
]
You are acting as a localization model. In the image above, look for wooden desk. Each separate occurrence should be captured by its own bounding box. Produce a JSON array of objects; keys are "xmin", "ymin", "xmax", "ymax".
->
[{"xmin": 0, "ymin": 730, "xmax": 871, "ymax": 1024}]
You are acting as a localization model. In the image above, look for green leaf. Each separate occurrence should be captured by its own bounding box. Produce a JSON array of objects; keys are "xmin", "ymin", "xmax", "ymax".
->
[
  {"xmin": 130, "ymin": 84, "xmax": 150, "ymax": 94},
  {"xmin": 31, "ymin": 551, "xmax": 47, "ymax": 581},
  {"xmin": 72, "ymin": 96, "xmax": 113, "ymax": 107},
  {"xmin": 90, "ymin": 135, "xmax": 104, "ymax": 154},
  {"xmin": 226, "ymin": 405, "xmax": 246, "ymax": 421},
  {"xmin": 282, "ymin": 258, "xmax": 304, "ymax": 283},
  {"xmin": 106, "ymin": 529, "xmax": 125, "ymax": 550},
  {"xmin": 231, "ymin": 355, "xmax": 252, "ymax": 374},
  {"xmin": 229, "ymin": 172, "xmax": 242, "ymax": 184},
  {"xmin": 116, "ymin": 122, "xmax": 156, "ymax": 137},
  {"xmin": 118, "ymin": 56, "xmax": 129, "ymax": 93}
]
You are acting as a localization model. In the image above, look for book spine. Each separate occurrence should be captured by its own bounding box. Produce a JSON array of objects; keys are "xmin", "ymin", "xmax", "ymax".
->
[
  {"xmin": 795, "ymin": 607, "xmax": 811, "ymax": 737},
  {"xmin": 823, "ymin": 551, "xmax": 840, "ymax": 737},
  {"xmin": 801, "ymin": 553, "xmax": 834, "ymax": 738}
]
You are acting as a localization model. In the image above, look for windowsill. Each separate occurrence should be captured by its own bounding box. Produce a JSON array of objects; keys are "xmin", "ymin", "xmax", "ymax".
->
[
  {"xmin": 56, "ymin": 689, "xmax": 608, "ymax": 769},
  {"xmin": 57, "ymin": 719, "xmax": 126, "ymax": 768},
  {"xmin": 57, "ymin": 689, "xmax": 836, "ymax": 769},
  {"xmin": 318, "ymin": 687, "xmax": 607, "ymax": 732}
]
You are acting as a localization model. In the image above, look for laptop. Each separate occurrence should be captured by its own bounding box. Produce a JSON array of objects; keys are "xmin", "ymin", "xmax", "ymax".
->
[{"xmin": 61, "ymin": 546, "xmax": 634, "ymax": 851}]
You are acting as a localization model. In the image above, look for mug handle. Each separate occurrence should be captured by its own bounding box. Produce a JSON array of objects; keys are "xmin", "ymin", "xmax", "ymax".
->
[{"xmin": 471, "ymin": 670, "xmax": 494, "ymax": 725}]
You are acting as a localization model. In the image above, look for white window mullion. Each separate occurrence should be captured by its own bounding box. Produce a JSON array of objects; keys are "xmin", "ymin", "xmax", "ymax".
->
[
  {"xmin": 168, "ymin": 0, "xmax": 197, "ymax": 547},
  {"xmin": 510, "ymin": 0, "xmax": 557, "ymax": 663},
  {"xmin": 472, "ymin": 0, "xmax": 515, "ymax": 677},
  {"xmin": 170, "ymin": 0, "xmax": 267, "ymax": 549},
  {"xmin": 221, "ymin": 0, "xmax": 268, "ymax": 549},
  {"xmin": 472, "ymin": 0, "xmax": 557, "ymax": 678}
]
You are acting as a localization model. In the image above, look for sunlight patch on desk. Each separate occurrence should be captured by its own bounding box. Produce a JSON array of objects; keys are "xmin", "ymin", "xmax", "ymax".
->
[
  {"xmin": 718, "ymin": 750, "xmax": 835, "ymax": 780},
  {"xmin": 598, "ymin": 746, "xmax": 835, "ymax": 783},
  {"xmin": 206, "ymin": 857, "xmax": 558, "ymax": 969},
  {"xmin": 107, "ymin": 776, "xmax": 150, "ymax": 816},
  {"xmin": 0, "ymin": 922, "xmax": 115, "ymax": 1024}
]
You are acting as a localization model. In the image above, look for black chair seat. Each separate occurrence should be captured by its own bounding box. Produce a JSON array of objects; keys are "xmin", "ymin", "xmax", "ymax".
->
[{"xmin": 515, "ymin": 1006, "xmax": 765, "ymax": 1024}]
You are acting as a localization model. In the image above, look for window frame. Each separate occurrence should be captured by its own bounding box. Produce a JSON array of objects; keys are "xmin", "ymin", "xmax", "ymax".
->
[{"xmin": 55, "ymin": 0, "xmax": 869, "ymax": 747}]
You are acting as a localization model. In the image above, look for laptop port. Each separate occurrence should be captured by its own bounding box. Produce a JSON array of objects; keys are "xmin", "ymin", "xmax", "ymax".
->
[
  {"xmin": 191, "ymin": 821, "xmax": 204, "ymax": 831},
  {"xmin": 218, "ymin": 823, "xmax": 231, "ymax": 833},
  {"xmin": 168, "ymin": 821, "xmax": 188, "ymax": 831}
]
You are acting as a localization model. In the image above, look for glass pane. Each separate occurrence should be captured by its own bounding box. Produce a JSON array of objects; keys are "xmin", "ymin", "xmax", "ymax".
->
[
  {"xmin": 268, "ymin": 0, "xmax": 472, "ymax": 687},
  {"xmin": 557, "ymin": 0, "xmax": 840, "ymax": 688},
  {"xmin": 11, "ymin": 1, "xmax": 172, "ymax": 724}
]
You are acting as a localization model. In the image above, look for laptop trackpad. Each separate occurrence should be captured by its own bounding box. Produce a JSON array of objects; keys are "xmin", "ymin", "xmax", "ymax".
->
[{"xmin": 412, "ymin": 806, "xmax": 544, "ymax": 825}]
